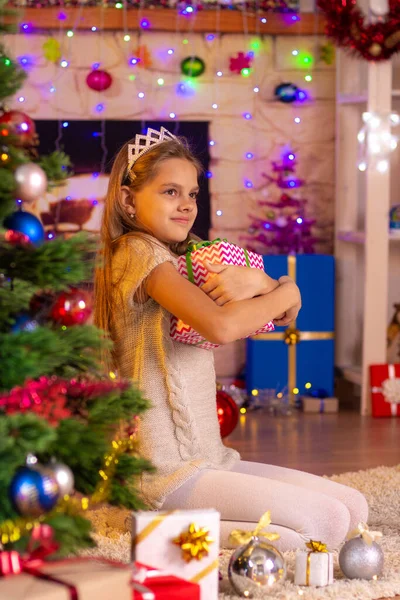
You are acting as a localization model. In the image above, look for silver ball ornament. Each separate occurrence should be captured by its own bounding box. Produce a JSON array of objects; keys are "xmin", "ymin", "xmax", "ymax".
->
[
  {"xmin": 15, "ymin": 163, "xmax": 47, "ymax": 203},
  {"xmin": 228, "ymin": 536, "xmax": 286, "ymax": 597},
  {"xmin": 48, "ymin": 461, "xmax": 75, "ymax": 496},
  {"xmin": 339, "ymin": 537, "xmax": 384, "ymax": 580}
]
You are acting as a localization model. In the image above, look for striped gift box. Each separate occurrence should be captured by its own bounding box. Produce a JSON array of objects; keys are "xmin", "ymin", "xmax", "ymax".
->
[{"xmin": 170, "ymin": 239, "xmax": 274, "ymax": 350}]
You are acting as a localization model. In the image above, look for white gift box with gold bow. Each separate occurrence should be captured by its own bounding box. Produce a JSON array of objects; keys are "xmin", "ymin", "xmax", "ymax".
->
[
  {"xmin": 295, "ymin": 541, "xmax": 334, "ymax": 587},
  {"xmin": 132, "ymin": 509, "xmax": 220, "ymax": 600}
]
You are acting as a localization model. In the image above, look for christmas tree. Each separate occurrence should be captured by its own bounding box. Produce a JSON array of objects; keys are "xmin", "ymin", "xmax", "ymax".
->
[
  {"xmin": 243, "ymin": 148, "xmax": 320, "ymax": 255},
  {"xmin": 0, "ymin": 0, "xmax": 152, "ymax": 557}
]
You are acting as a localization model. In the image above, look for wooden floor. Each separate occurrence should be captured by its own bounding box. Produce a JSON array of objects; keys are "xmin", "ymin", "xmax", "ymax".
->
[
  {"xmin": 224, "ymin": 409, "xmax": 400, "ymax": 476},
  {"xmin": 224, "ymin": 410, "xmax": 400, "ymax": 600}
]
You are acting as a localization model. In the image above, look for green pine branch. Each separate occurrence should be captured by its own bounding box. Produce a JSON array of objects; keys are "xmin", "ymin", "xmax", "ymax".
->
[
  {"xmin": 110, "ymin": 454, "xmax": 154, "ymax": 510},
  {"xmin": 37, "ymin": 150, "xmax": 74, "ymax": 185},
  {"xmin": 87, "ymin": 385, "xmax": 151, "ymax": 426},
  {"xmin": 45, "ymin": 513, "xmax": 95, "ymax": 558},
  {"xmin": 0, "ymin": 233, "xmax": 97, "ymax": 290},
  {"xmin": 0, "ymin": 49, "xmax": 26, "ymax": 97},
  {"xmin": 0, "ymin": 140, "xmax": 29, "ymax": 220},
  {"xmin": 0, "ymin": 127, "xmax": 29, "ymax": 217},
  {"xmin": 0, "ymin": 325, "xmax": 109, "ymax": 390},
  {"xmin": 0, "ymin": 280, "xmax": 41, "ymax": 328}
]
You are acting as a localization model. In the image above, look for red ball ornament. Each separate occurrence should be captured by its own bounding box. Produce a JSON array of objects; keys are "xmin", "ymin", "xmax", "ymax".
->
[
  {"xmin": 0, "ymin": 110, "xmax": 36, "ymax": 147},
  {"xmin": 216, "ymin": 390, "xmax": 239, "ymax": 438},
  {"xmin": 50, "ymin": 287, "xmax": 92, "ymax": 326},
  {"xmin": 86, "ymin": 69, "xmax": 113, "ymax": 92}
]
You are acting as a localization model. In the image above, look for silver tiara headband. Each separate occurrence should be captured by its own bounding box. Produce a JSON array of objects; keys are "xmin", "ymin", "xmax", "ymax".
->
[{"xmin": 127, "ymin": 127, "xmax": 179, "ymax": 176}]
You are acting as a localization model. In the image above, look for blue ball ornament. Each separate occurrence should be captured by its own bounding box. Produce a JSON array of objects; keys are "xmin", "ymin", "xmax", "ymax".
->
[
  {"xmin": 274, "ymin": 83, "xmax": 308, "ymax": 104},
  {"xmin": 11, "ymin": 311, "xmax": 38, "ymax": 333},
  {"xmin": 275, "ymin": 82, "xmax": 298, "ymax": 103},
  {"xmin": 9, "ymin": 466, "xmax": 60, "ymax": 517},
  {"xmin": 3, "ymin": 211, "xmax": 45, "ymax": 247}
]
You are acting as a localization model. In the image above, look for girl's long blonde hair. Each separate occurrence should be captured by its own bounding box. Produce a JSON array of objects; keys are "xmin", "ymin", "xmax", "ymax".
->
[{"xmin": 94, "ymin": 135, "xmax": 203, "ymax": 347}]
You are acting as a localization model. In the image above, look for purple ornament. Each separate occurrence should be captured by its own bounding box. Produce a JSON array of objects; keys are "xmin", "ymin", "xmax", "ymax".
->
[{"xmin": 86, "ymin": 69, "xmax": 113, "ymax": 92}]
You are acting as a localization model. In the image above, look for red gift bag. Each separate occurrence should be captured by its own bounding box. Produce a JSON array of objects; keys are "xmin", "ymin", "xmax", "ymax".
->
[{"xmin": 369, "ymin": 363, "xmax": 400, "ymax": 417}]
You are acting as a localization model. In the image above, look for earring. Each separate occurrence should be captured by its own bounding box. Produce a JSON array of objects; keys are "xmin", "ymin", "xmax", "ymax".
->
[{"xmin": 129, "ymin": 213, "xmax": 135, "ymax": 220}]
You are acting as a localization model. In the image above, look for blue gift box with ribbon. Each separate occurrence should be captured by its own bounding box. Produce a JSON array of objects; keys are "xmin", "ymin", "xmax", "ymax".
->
[{"xmin": 246, "ymin": 255, "xmax": 335, "ymax": 400}]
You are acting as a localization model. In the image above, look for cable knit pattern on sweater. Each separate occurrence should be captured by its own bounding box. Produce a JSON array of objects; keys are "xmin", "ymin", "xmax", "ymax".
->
[
  {"xmin": 163, "ymin": 343, "xmax": 202, "ymax": 461},
  {"xmin": 111, "ymin": 234, "xmax": 239, "ymax": 509}
]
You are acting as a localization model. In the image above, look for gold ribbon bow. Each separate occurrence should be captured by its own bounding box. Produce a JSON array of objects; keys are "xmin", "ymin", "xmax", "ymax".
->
[
  {"xmin": 172, "ymin": 523, "xmax": 214, "ymax": 562},
  {"xmin": 306, "ymin": 540, "xmax": 328, "ymax": 553},
  {"xmin": 229, "ymin": 511, "xmax": 280, "ymax": 546},
  {"xmin": 347, "ymin": 522, "xmax": 383, "ymax": 546},
  {"xmin": 284, "ymin": 328, "xmax": 301, "ymax": 346}
]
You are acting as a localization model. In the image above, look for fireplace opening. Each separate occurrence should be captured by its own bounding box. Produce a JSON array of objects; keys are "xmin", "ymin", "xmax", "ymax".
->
[{"xmin": 35, "ymin": 119, "xmax": 211, "ymax": 240}]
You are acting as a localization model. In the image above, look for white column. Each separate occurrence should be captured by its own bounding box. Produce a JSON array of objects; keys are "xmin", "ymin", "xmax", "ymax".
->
[{"xmin": 361, "ymin": 60, "xmax": 392, "ymax": 414}]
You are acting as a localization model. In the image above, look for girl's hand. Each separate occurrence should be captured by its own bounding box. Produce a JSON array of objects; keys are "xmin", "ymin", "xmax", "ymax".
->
[
  {"xmin": 201, "ymin": 262, "xmax": 279, "ymax": 306},
  {"xmin": 273, "ymin": 305, "xmax": 301, "ymax": 326},
  {"xmin": 273, "ymin": 276, "xmax": 302, "ymax": 326}
]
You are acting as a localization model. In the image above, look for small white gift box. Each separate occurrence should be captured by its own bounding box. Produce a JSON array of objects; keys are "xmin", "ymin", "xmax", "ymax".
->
[
  {"xmin": 132, "ymin": 509, "xmax": 220, "ymax": 600},
  {"xmin": 295, "ymin": 545, "xmax": 334, "ymax": 587}
]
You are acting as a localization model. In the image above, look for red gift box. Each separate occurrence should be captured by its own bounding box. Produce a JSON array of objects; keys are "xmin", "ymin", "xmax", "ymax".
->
[
  {"xmin": 132, "ymin": 563, "xmax": 200, "ymax": 600},
  {"xmin": 370, "ymin": 363, "xmax": 400, "ymax": 417}
]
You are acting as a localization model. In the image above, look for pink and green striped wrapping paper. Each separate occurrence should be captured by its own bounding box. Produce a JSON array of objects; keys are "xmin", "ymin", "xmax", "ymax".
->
[{"xmin": 170, "ymin": 240, "xmax": 275, "ymax": 350}]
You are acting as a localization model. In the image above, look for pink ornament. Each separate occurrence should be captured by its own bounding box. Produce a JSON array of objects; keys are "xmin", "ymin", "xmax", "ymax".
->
[{"xmin": 86, "ymin": 69, "xmax": 113, "ymax": 92}]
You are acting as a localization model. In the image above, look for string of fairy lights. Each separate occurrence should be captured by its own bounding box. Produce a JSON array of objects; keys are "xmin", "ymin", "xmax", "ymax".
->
[
  {"xmin": 4, "ymin": 9, "xmax": 329, "ymax": 403},
  {"xmin": 9, "ymin": 5, "xmax": 317, "ymax": 219}
]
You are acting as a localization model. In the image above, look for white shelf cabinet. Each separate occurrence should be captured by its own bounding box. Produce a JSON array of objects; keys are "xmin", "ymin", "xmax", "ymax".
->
[{"xmin": 335, "ymin": 37, "xmax": 400, "ymax": 414}]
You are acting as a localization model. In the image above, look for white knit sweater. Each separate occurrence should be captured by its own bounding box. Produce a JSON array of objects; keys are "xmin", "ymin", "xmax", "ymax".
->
[{"xmin": 111, "ymin": 234, "xmax": 239, "ymax": 509}]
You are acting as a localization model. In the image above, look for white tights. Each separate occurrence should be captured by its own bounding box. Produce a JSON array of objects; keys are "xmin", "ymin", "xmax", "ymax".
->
[{"xmin": 161, "ymin": 460, "xmax": 368, "ymax": 551}]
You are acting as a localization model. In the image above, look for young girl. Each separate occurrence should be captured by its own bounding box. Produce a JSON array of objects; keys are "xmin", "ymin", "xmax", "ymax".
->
[{"xmin": 94, "ymin": 127, "xmax": 368, "ymax": 551}]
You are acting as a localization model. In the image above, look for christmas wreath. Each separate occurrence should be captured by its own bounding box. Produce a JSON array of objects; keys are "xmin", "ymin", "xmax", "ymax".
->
[{"xmin": 317, "ymin": 0, "xmax": 400, "ymax": 61}]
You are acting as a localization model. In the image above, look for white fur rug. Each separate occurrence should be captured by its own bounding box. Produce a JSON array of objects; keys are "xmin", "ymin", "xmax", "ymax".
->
[{"xmin": 85, "ymin": 464, "xmax": 400, "ymax": 599}]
